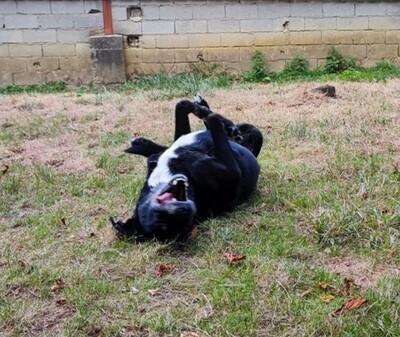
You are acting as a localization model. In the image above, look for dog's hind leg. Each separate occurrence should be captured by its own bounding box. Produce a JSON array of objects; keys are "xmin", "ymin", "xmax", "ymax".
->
[
  {"xmin": 174, "ymin": 100, "xmax": 195, "ymax": 141},
  {"xmin": 125, "ymin": 137, "xmax": 167, "ymax": 157}
]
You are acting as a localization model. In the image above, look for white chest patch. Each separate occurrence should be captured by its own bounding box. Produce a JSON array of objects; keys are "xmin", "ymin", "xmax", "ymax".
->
[{"xmin": 148, "ymin": 131, "xmax": 203, "ymax": 188}]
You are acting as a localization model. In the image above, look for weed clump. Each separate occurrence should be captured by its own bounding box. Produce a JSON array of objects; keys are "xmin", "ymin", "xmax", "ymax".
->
[
  {"xmin": 285, "ymin": 55, "xmax": 309, "ymax": 74},
  {"xmin": 324, "ymin": 47, "xmax": 356, "ymax": 73},
  {"xmin": 242, "ymin": 50, "xmax": 270, "ymax": 83}
]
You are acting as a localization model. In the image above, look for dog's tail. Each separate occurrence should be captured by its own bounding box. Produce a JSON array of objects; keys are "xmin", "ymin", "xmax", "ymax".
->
[{"xmin": 236, "ymin": 123, "xmax": 263, "ymax": 158}]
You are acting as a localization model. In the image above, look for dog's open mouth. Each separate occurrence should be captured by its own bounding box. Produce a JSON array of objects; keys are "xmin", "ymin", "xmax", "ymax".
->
[{"xmin": 156, "ymin": 176, "xmax": 188, "ymax": 205}]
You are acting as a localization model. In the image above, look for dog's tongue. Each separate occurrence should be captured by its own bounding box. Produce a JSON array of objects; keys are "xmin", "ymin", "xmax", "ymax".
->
[{"xmin": 157, "ymin": 192, "xmax": 173, "ymax": 204}]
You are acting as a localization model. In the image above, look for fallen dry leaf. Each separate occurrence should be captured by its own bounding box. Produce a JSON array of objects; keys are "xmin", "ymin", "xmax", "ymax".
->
[
  {"xmin": 55, "ymin": 297, "xmax": 68, "ymax": 306},
  {"xmin": 51, "ymin": 278, "xmax": 67, "ymax": 292},
  {"xmin": 333, "ymin": 297, "xmax": 367, "ymax": 316},
  {"xmin": 299, "ymin": 288, "xmax": 313, "ymax": 297},
  {"xmin": 148, "ymin": 288, "xmax": 161, "ymax": 296},
  {"xmin": 60, "ymin": 217, "xmax": 67, "ymax": 226},
  {"xmin": 343, "ymin": 277, "xmax": 355, "ymax": 297},
  {"xmin": 180, "ymin": 332, "xmax": 199, "ymax": 337},
  {"xmin": 320, "ymin": 294, "xmax": 335, "ymax": 303},
  {"xmin": 1, "ymin": 164, "xmax": 9, "ymax": 176},
  {"xmin": 155, "ymin": 263, "xmax": 174, "ymax": 278},
  {"xmin": 223, "ymin": 252, "xmax": 246, "ymax": 264}
]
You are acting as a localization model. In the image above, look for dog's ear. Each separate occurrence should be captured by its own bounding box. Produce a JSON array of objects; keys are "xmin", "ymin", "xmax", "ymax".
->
[{"xmin": 109, "ymin": 216, "xmax": 140, "ymax": 237}]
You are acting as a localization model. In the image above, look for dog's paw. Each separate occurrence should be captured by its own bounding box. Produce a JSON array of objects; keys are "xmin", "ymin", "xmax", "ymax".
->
[{"xmin": 124, "ymin": 137, "xmax": 150, "ymax": 154}]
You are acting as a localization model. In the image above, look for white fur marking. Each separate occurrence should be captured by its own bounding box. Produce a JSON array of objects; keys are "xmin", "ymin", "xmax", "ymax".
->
[{"xmin": 148, "ymin": 131, "xmax": 202, "ymax": 188}]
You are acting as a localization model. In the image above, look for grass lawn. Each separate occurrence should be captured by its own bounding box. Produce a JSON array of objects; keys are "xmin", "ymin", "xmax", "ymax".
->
[{"xmin": 1, "ymin": 80, "xmax": 399, "ymax": 336}]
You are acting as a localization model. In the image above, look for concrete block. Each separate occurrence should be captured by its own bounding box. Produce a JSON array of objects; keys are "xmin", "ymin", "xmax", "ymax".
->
[
  {"xmin": 84, "ymin": 1, "xmax": 102, "ymax": 14},
  {"xmin": 174, "ymin": 49, "xmax": 203, "ymax": 62},
  {"xmin": 45, "ymin": 70, "xmax": 68, "ymax": 83},
  {"xmin": 203, "ymin": 48, "xmax": 240, "ymax": 62},
  {"xmin": 143, "ymin": 21, "xmax": 174, "ymax": 34},
  {"xmin": 76, "ymin": 43, "xmax": 91, "ymax": 56},
  {"xmin": 140, "ymin": 35, "xmax": 156, "ymax": 48},
  {"xmin": 352, "ymin": 31, "xmax": 385, "ymax": 44},
  {"xmin": 0, "ymin": 30, "xmax": 23, "ymax": 43},
  {"xmin": 0, "ymin": 58, "xmax": 26, "ymax": 72},
  {"xmin": 112, "ymin": 6, "xmax": 129, "ymax": 21},
  {"xmin": 73, "ymin": 14, "xmax": 103, "ymax": 28},
  {"xmin": 0, "ymin": 1, "xmax": 17, "ymax": 14},
  {"xmin": 142, "ymin": 5, "xmax": 160, "ymax": 20},
  {"xmin": 51, "ymin": 0, "xmax": 85, "ymax": 14},
  {"xmin": 23, "ymin": 30, "xmax": 57, "ymax": 43},
  {"xmin": 193, "ymin": 5, "xmax": 225, "ymax": 19},
  {"xmin": 254, "ymin": 32, "xmax": 289, "ymax": 46},
  {"xmin": 9, "ymin": 44, "xmax": 42, "ymax": 57},
  {"xmin": 176, "ymin": 20, "xmax": 207, "ymax": 34},
  {"xmin": 257, "ymin": 3, "xmax": 290, "ymax": 19},
  {"xmin": 290, "ymin": 3, "xmax": 322, "ymax": 18},
  {"xmin": 322, "ymin": 30, "xmax": 353, "ymax": 44},
  {"xmin": 337, "ymin": 17, "xmax": 368, "ymax": 30},
  {"xmin": 369, "ymin": 16, "xmax": 400, "ymax": 29},
  {"xmin": 188, "ymin": 33, "xmax": 221, "ymax": 47},
  {"xmin": 304, "ymin": 18, "xmax": 336, "ymax": 31},
  {"xmin": 60, "ymin": 58, "xmax": 92, "ymax": 84},
  {"xmin": 240, "ymin": 19, "xmax": 273, "ymax": 33},
  {"xmin": 302, "ymin": 45, "xmax": 330, "ymax": 59},
  {"xmin": 0, "ymin": 44, "xmax": 9, "ymax": 57},
  {"xmin": 57, "ymin": 30, "xmax": 89, "ymax": 43},
  {"xmin": 160, "ymin": 5, "xmax": 192, "ymax": 20},
  {"xmin": 125, "ymin": 48, "xmax": 143, "ymax": 63},
  {"xmin": 43, "ymin": 44, "xmax": 76, "ymax": 57},
  {"xmin": 114, "ymin": 21, "xmax": 142, "ymax": 35},
  {"xmin": 13, "ymin": 72, "xmax": 44, "ymax": 85},
  {"xmin": 386, "ymin": 4, "xmax": 400, "ymax": 16},
  {"xmin": 272, "ymin": 18, "xmax": 304, "ymax": 32},
  {"xmin": 335, "ymin": 45, "xmax": 367, "ymax": 59},
  {"xmin": 208, "ymin": 19, "xmax": 240, "ymax": 33},
  {"xmin": 268, "ymin": 60, "xmax": 286, "ymax": 72},
  {"xmin": 367, "ymin": 45, "xmax": 398, "ymax": 59},
  {"xmin": 142, "ymin": 49, "xmax": 174, "ymax": 63},
  {"xmin": 356, "ymin": 3, "xmax": 387, "ymax": 16},
  {"xmin": 290, "ymin": 31, "xmax": 322, "ymax": 45},
  {"xmin": 27, "ymin": 57, "xmax": 59, "ymax": 72},
  {"xmin": 221, "ymin": 33, "xmax": 254, "ymax": 47},
  {"xmin": 323, "ymin": 3, "xmax": 354, "ymax": 17},
  {"xmin": 38, "ymin": 14, "xmax": 74, "ymax": 29},
  {"xmin": 0, "ymin": 72, "xmax": 13, "ymax": 86},
  {"xmin": 156, "ymin": 34, "xmax": 189, "ymax": 48},
  {"xmin": 386, "ymin": 31, "xmax": 400, "ymax": 44},
  {"xmin": 222, "ymin": 61, "xmax": 241, "ymax": 74},
  {"xmin": 17, "ymin": 0, "xmax": 50, "ymax": 14},
  {"xmin": 5, "ymin": 15, "xmax": 39, "ymax": 29},
  {"xmin": 226, "ymin": 4, "xmax": 257, "ymax": 19}
]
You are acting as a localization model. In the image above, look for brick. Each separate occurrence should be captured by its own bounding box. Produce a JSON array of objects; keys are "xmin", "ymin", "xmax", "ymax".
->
[
  {"xmin": 142, "ymin": 21, "xmax": 174, "ymax": 34},
  {"xmin": 369, "ymin": 17, "xmax": 400, "ymax": 30},
  {"xmin": 140, "ymin": 35, "xmax": 156, "ymax": 48},
  {"xmin": 142, "ymin": 5, "xmax": 160, "ymax": 20},
  {"xmin": 0, "ymin": 72, "xmax": 13, "ymax": 86},
  {"xmin": 174, "ymin": 49, "xmax": 203, "ymax": 62},
  {"xmin": 9, "ymin": 44, "xmax": 42, "ymax": 57},
  {"xmin": 0, "ymin": 30, "xmax": 23, "ymax": 43},
  {"xmin": 335, "ymin": 45, "xmax": 367, "ymax": 59},
  {"xmin": 23, "ymin": 30, "xmax": 57, "ymax": 43},
  {"xmin": 73, "ymin": 14, "xmax": 103, "ymax": 28},
  {"xmin": 386, "ymin": 31, "xmax": 400, "ymax": 44},
  {"xmin": 290, "ymin": 31, "xmax": 322, "ymax": 45},
  {"xmin": 304, "ymin": 18, "xmax": 336, "ymax": 31},
  {"xmin": 203, "ymin": 48, "xmax": 240, "ymax": 62},
  {"xmin": 142, "ymin": 49, "xmax": 174, "ymax": 63},
  {"xmin": 114, "ymin": 21, "xmax": 142, "ymax": 35},
  {"xmin": 76, "ymin": 43, "xmax": 91, "ymax": 56},
  {"xmin": 193, "ymin": 5, "xmax": 224, "ymax": 19},
  {"xmin": 27, "ymin": 57, "xmax": 59, "ymax": 72},
  {"xmin": 367, "ymin": 45, "xmax": 398, "ymax": 59},
  {"xmin": 176, "ymin": 20, "xmax": 207, "ymax": 34},
  {"xmin": 0, "ymin": 1, "xmax": 17, "ymax": 14},
  {"xmin": 57, "ymin": 30, "xmax": 89, "ymax": 43},
  {"xmin": 160, "ymin": 5, "xmax": 192, "ymax": 20},
  {"xmin": 257, "ymin": 3, "xmax": 290, "ymax": 18},
  {"xmin": 38, "ymin": 14, "xmax": 74, "ymax": 29},
  {"xmin": 290, "ymin": 3, "xmax": 322, "ymax": 18},
  {"xmin": 254, "ymin": 32, "xmax": 289, "ymax": 46},
  {"xmin": 323, "ymin": 3, "xmax": 354, "ymax": 17},
  {"xmin": 337, "ymin": 17, "xmax": 369, "ymax": 30},
  {"xmin": 272, "ymin": 18, "xmax": 304, "ymax": 32},
  {"xmin": 356, "ymin": 3, "xmax": 387, "ymax": 16},
  {"xmin": 0, "ymin": 44, "xmax": 10, "ymax": 57},
  {"xmin": 137, "ymin": 63, "xmax": 169, "ymax": 75},
  {"xmin": 240, "ymin": 19, "xmax": 273, "ymax": 33},
  {"xmin": 5, "ymin": 15, "xmax": 39, "ymax": 29},
  {"xmin": 208, "ymin": 19, "xmax": 240, "ymax": 33},
  {"xmin": 125, "ymin": 48, "xmax": 143, "ymax": 63},
  {"xmin": 188, "ymin": 33, "xmax": 221, "ymax": 47},
  {"xmin": 51, "ymin": 1, "xmax": 85, "ymax": 14},
  {"xmin": 226, "ymin": 4, "xmax": 257, "ymax": 19},
  {"xmin": 322, "ymin": 30, "xmax": 353, "ymax": 44},
  {"xmin": 59, "ymin": 56, "xmax": 90, "ymax": 72},
  {"xmin": 0, "ymin": 58, "xmax": 26, "ymax": 72},
  {"xmin": 302, "ymin": 45, "xmax": 330, "ymax": 59},
  {"xmin": 17, "ymin": 0, "xmax": 50, "ymax": 14},
  {"xmin": 13, "ymin": 72, "xmax": 44, "ymax": 85},
  {"xmin": 156, "ymin": 35, "xmax": 189, "ymax": 48},
  {"xmin": 45, "ymin": 70, "xmax": 68, "ymax": 84},
  {"xmin": 221, "ymin": 33, "xmax": 254, "ymax": 47},
  {"xmin": 43, "ymin": 44, "xmax": 76, "ymax": 57},
  {"xmin": 352, "ymin": 31, "xmax": 385, "ymax": 44}
]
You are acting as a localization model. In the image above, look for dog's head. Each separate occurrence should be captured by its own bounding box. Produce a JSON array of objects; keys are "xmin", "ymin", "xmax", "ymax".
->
[{"xmin": 134, "ymin": 174, "xmax": 197, "ymax": 239}]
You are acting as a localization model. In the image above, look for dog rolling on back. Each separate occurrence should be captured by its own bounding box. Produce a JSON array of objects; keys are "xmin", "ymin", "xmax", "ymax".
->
[{"xmin": 110, "ymin": 95, "xmax": 263, "ymax": 240}]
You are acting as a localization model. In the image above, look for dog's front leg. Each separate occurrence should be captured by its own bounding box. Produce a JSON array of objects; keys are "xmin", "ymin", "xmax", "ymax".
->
[
  {"xmin": 174, "ymin": 100, "xmax": 195, "ymax": 141},
  {"xmin": 125, "ymin": 137, "xmax": 167, "ymax": 157}
]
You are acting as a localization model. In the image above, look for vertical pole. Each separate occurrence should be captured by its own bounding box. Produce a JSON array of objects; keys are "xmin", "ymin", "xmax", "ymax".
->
[{"xmin": 102, "ymin": 0, "xmax": 113, "ymax": 35}]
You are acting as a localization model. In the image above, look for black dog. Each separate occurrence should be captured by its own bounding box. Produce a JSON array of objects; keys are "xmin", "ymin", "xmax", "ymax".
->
[{"xmin": 110, "ymin": 95, "xmax": 263, "ymax": 240}]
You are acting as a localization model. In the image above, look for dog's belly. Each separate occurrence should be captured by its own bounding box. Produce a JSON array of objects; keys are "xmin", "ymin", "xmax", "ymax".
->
[{"xmin": 148, "ymin": 131, "xmax": 205, "ymax": 188}]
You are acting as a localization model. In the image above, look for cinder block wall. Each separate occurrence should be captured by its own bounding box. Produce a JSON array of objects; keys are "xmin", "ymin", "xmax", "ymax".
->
[{"xmin": 1, "ymin": 1, "xmax": 400, "ymax": 85}]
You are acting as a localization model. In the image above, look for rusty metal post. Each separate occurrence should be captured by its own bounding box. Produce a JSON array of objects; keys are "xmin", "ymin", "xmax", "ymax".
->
[{"xmin": 102, "ymin": 0, "xmax": 113, "ymax": 35}]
